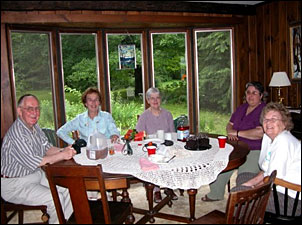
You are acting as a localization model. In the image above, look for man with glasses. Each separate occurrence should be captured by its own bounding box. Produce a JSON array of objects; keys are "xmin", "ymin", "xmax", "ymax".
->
[{"xmin": 1, "ymin": 94, "xmax": 76, "ymax": 223}]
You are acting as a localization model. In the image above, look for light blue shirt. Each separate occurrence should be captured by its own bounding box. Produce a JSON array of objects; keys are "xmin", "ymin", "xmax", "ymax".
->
[{"xmin": 57, "ymin": 110, "xmax": 120, "ymax": 145}]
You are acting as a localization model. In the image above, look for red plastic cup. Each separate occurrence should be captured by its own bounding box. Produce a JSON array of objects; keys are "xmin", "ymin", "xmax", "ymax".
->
[
  {"xmin": 147, "ymin": 146, "xmax": 156, "ymax": 156},
  {"xmin": 218, "ymin": 136, "xmax": 227, "ymax": 148}
]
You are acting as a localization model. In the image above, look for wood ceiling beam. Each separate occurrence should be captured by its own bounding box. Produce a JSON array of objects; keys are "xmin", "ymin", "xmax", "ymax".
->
[
  {"xmin": 1, "ymin": 11, "xmax": 244, "ymax": 28},
  {"xmin": 1, "ymin": 1, "xmax": 258, "ymax": 15}
]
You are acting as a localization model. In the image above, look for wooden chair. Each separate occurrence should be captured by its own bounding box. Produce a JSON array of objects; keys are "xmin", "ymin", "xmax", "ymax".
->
[
  {"xmin": 42, "ymin": 128, "xmax": 58, "ymax": 147},
  {"xmin": 190, "ymin": 170, "xmax": 277, "ymax": 224},
  {"xmin": 72, "ymin": 130, "xmax": 80, "ymax": 141},
  {"xmin": 264, "ymin": 178, "xmax": 301, "ymax": 223},
  {"xmin": 1, "ymin": 197, "xmax": 49, "ymax": 224},
  {"xmin": 44, "ymin": 163, "xmax": 134, "ymax": 224}
]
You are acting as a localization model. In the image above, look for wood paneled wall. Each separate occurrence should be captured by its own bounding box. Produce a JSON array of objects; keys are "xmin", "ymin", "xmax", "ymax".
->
[
  {"xmin": 248, "ymin": 1, "xmax": 301, "ymax": 107},
  {"xmin": 1, "ymin": 1, "xmax": 301, "ymax": 138}
]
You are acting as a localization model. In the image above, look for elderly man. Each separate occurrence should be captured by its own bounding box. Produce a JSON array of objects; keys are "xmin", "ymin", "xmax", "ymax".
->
[{"xmin": 1, "ymin": 94, "xmax": 76, "ymax": 224}]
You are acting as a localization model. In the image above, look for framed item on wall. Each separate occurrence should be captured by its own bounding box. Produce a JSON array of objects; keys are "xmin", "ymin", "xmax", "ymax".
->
[
  {"xmin": 289, "ymin": 23, "xmax": 301, "ymax": 80},
  {"xmin": 118, "ymin": 44, "xmax": 136, "ymax": 70}
]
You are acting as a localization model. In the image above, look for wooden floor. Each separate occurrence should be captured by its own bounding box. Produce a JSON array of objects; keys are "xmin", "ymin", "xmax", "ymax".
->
[{"xmin": 7, "ymin": 172, "xmax": 238, "ymax": 224}]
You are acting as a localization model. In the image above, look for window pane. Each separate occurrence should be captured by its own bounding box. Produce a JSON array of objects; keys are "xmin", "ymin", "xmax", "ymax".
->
[
  {"xmin": 11, "ymin": 32, "xmax": 55, "ymax": 129},
  {"xmin": 196, "ymin": 30, "xmax": 233, "ymax": 135},
  {"xmin": 107, "ymin": 34, "xmax": 144, "ymax": 135},
  {"xmin": 61, "ymin": 34, "xmax": 97, "ymax": 121},
  {"xmin": 152, "ymin": 33, "xmax": 188, "ymax": 121}
]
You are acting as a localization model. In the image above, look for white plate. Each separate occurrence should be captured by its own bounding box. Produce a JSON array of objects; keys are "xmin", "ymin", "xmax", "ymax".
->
[
  {"xmin": 148, "ymin": 154, "xmax": 170, "ymax": 164},
  {"xmin": 143, "ymin": 138, "xmax": 163, "ymax": 145}
]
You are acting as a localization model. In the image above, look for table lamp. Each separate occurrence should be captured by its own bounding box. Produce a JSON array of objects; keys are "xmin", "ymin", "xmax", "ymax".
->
[{"xmin": 269, "ymin": 72, "xmax": 291, "ymax": 104}]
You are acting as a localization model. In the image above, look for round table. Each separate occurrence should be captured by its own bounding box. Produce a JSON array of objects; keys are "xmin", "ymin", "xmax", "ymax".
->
[{"xmin": 48, "ymin": 134, "xmax": 250, "ymax": 223}]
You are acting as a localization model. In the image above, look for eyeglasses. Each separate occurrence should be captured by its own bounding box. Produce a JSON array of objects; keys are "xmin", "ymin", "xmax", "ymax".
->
[
  {"xmin": 245, "ymin": 91, "xmax": 260, "ymax": 96},
  {"xmin": 263, "ymin": 118, "xmax": 282, "ymax": 124},
  {"xmin": 21, "ymin": 107, "xmax": 41, "ymax": 113},
  {"xmin": 149, "ymin": 97, "xmax": 161, "ymax": 101}
]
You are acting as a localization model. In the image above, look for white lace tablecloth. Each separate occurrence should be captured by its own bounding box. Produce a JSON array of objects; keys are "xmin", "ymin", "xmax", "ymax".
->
[{"xmin": 74, "ymin": 137, "xmax": 233, "ymax": 190}]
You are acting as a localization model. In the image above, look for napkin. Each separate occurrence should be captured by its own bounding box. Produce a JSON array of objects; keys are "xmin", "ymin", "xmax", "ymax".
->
[
  {"xmin": 114, "ymin": 143, "xmax": 124, "ymax": 152},
  {"xmin": 139, "ymin": 158, "xmax": 159, "ymax": 171}
]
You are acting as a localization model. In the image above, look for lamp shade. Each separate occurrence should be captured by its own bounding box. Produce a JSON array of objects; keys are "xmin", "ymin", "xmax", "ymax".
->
[{"xmin": 269, "ymin": 72, "xmax": 291, "ymax": 87}]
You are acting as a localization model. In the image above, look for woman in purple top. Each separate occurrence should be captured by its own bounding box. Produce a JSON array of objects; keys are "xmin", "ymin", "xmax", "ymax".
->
[
  {"xmin": 202, "ymin": 81, "xmax": 266, "ymax": 201},
  {"xmin": 136, "ymin": 87, "xmax": 177, "ymax": 203}
]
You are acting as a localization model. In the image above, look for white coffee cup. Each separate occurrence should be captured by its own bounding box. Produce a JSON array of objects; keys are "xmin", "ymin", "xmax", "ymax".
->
[
  {"xmin": 165, "ymin": 132, "xmax": 172, "ymax": 141},
  {"xmin": 171, "ymin": 132, "xmax": 178, "ymax": 141},
  {"xmin": 157, "ymin": 130, "xmax": 165, "ymax": 141}
]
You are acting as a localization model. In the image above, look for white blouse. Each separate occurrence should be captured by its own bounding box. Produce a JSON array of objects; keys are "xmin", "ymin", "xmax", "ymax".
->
[{"xmin": 258, "ymin": 130, "xmax": 301, "ymax": 199}]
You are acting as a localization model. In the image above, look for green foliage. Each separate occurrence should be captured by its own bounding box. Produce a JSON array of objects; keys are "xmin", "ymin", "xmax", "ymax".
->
[
  {"xmin": 66, "ymin": 58, "xmax": 98, "ymax": 92},
  {"xmin": 153, "ymin": 33, "xmax": 186, "ymax": 81},
  {"xmin": 11, "ymin": 32, "xmax": 51, "ymax": 93},
  {"xmin": 197, "ymin": 31, "xmax": 232, "ymax": 113},
  {"xmin": 64, "ymin": 86, "xmax": 82, "ymax": 103},
  {"xmin": 64, "ymin": 99, "xmax": 85, "ymax": 121},
  {"xmin": 61, "ymin": 35, "xmax": 96, "ymax": 88},
  {"xmin": 199, "ymin": 110, "xmax": 229, "ymax": 135},
  {"xmin": 111, "ymin": 93, "xmax": 144, "ymax": 135},
  {"xmin": 39, "ymin": 100, "xmax": 55, "ymax": 129},
  {"xmin": 158, "ymin": 80, "xmax": 187, "ymax": 104}
]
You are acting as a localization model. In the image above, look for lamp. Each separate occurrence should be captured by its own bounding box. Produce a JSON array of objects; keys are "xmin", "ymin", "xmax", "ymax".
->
[{"xmin": 269, "ymin": 72, "xmax": 291, "ymax": 104}]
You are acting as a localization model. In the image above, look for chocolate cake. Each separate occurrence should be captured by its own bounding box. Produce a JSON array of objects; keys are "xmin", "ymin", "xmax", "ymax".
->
[
  {"xmin": 186, "ymin": 136, "xmax": 198, "ymax": 149},
  {"xmin": 197, "ymin": 133, "xmax": 210, "ymax": 148},
  {"xmin": 185, "ymin": 133, "xmax": 210, "ymax": 150}
]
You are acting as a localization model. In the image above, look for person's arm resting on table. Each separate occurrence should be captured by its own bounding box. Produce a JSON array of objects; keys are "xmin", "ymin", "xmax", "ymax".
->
[
  {"xmin": 227, "ymin": 122, "xmax": 263, "ymax": 141},
  {"xmin": 39, "ymin": 146, "xmax": 76, "ymax": 166}
]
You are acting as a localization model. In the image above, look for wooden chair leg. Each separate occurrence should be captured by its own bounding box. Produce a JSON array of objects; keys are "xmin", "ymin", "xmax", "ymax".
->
[
  {"xmin": 179, "ymin": 189, "xmax": 184, "ymax": 196},
  {"xmin": 18, "ymin": 210, "xmax": 24, "ymax": 224},
  {"xmin": 111, "ymin": 190, "xmax": 118, "ymax": 201},
  {"xmin": 41, "ymin": 209, "xmax": 49, "ymax": 223}
]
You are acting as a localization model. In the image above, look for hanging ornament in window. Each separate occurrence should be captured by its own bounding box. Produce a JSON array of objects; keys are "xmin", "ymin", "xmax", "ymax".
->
[{"xmin": 118, "ymin": 44, "xmax": 136, "ymax": 70}]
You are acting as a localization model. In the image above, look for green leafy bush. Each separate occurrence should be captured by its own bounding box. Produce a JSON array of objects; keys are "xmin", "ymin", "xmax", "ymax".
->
[{"xmin": 111, "ymin": 93, "xmax": 144, "ymax": 135}]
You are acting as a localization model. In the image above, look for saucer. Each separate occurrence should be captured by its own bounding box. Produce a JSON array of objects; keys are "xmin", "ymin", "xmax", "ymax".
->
[{"xmin": 148, "ymin": 154, "xmax": 170, "ymax": 164}]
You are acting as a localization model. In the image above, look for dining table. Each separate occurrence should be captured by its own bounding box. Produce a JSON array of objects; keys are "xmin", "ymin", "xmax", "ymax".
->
[{"xmin": 49, "ymin": 133, "xmax": 249, "ymax": 223}]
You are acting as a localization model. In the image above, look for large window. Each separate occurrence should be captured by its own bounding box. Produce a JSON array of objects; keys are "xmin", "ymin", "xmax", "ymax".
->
[
  {"xmin": 151, "ymin": 32, "xmax": 188, "ymax": 120},
  {"xmin": 11, "ymin": 31, "xmax": 55, "ymax": 129},
  {"xmin": 195, "ymin": 29, "xmax": 233, "ymax": 135},
  {"xmin": 106, "ymin": 34, "xmax": 144, "ymax": 134},
  {"xmin": 7, "ymin": 27, "xmax": 235, "ymax": 137},
  {"xmin": 60, "ymin": 33, "xmax": 97, "ymax": 122}
]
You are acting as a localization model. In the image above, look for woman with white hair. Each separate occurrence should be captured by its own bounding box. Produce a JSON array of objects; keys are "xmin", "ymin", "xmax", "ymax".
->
[
  {"xmin": 136, "ymin": 87, "xmax": 175, "ymax": 135},
  {"xmin": 136, "ymin": 87, "xmax": 177, "ymax": 203}
]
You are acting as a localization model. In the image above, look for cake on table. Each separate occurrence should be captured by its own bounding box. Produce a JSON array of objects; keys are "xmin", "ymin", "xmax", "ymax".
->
[{"xmin": 185, "ymin": 133, "xmax": 210, "ymax": 150}]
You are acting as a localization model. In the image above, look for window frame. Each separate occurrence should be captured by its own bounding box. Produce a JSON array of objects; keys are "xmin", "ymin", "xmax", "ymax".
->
[
  {"xmin": 194, "ymin": 27, "xmax": 235, "ymax": 133},
  {"xmin": 5, "ymin": 24, "xmax": 236, "ymax": 141}
]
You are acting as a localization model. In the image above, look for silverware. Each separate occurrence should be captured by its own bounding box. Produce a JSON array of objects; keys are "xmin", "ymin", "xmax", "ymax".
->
[{"xmin": 166, "ymin": 155, "xmax": 176, "ymax": 163}]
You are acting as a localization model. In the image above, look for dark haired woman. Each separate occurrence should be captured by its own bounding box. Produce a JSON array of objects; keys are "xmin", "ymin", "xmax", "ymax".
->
[{"xmin": 202, "ymin": 81, "xmax": 266, "ymax": 201}]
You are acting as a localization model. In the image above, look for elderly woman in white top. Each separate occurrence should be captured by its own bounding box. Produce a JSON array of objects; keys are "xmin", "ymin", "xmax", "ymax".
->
[{"xmin": 233, "ymin": 102, "xmax": 301, "ymax": 215}]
